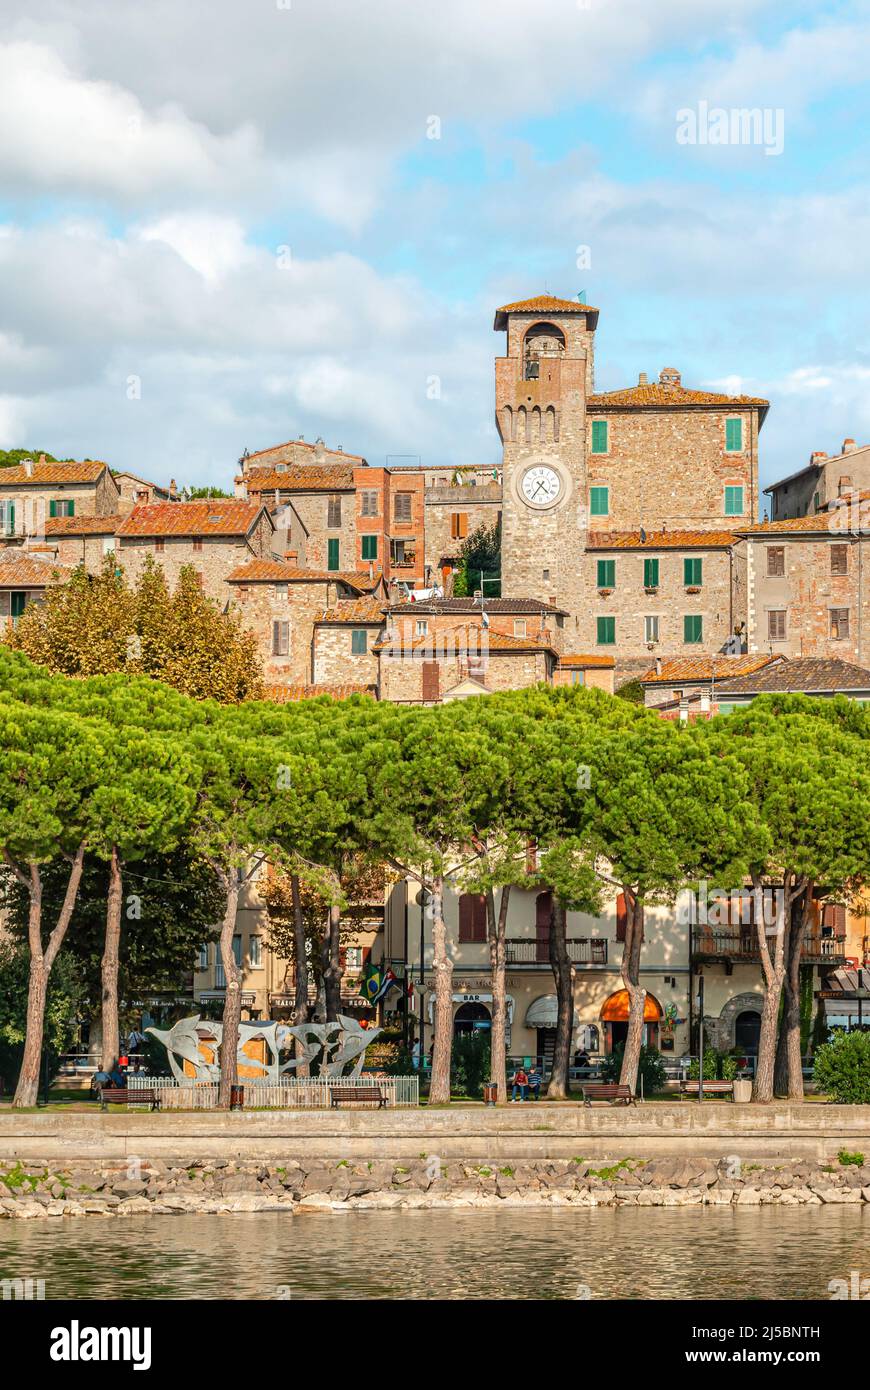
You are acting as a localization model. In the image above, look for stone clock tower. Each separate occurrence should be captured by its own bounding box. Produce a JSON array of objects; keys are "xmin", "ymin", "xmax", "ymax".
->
[{"xmin": 494, "ymin": 294, "xmax": 598, "ymax": 623}]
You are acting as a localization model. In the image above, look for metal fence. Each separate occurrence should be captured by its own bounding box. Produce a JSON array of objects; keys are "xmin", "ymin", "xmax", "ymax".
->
[{"xmin": 128, "ymin": 1074, "xmax": 419, "ymax": 1109}]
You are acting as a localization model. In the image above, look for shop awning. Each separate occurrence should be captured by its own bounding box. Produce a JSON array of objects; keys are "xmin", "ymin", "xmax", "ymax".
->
[
  {"xmin": 525, "ymin": 995, "xmax": 581, "ymax": 1030},
  {"xmin": 600, "ymin": 989, "xmax": 662, "ymax": 1023}
]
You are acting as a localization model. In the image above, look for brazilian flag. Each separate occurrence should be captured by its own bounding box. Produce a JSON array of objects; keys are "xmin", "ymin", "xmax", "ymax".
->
[{"xmin": 362, "ymin": 963, "xmax": 383, "ymax": 1005}]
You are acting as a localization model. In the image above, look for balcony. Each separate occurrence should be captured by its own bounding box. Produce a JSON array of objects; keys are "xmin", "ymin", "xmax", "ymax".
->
[
  {"xmin": 692, "ymin": 928, "xmax": 846, "ymax": 972},
  {"xmin": 504, "ymin": 937, "xmax": 607, "ymax": 967}
]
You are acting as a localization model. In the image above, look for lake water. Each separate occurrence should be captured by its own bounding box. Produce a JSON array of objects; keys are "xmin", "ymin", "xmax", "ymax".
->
[{"xmin": 1, "ymin": 1207, "xmax": 868, "ymax": 1300}]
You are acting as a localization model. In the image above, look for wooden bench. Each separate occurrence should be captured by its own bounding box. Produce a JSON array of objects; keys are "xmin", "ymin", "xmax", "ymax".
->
[
  {"xmin": 329, "ymin": 1086, "xmax": 386, "ymax": 1109},
  {"xmin": 581, "ymin": 1083, "xmax": 636, "ymax": 1107},
  {"xmin": 99, "ymin": 1087, "xmax": 161, "ymax": 1111},
  {"xmin": 679, "ymin": 1080, "xmax": 734, "ymax": 1101}
]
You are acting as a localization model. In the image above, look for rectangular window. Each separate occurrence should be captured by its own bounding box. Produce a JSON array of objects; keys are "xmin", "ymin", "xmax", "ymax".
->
[
  {"xmin": 767, "ymin": 546, "xmax": 785, "ymax": 577},
  {"xmin": 361, "ymin": 534, "xmax": 378, "ymax": 561},
  {"xmin": 831, "ymin": 608, "xmax": 850, "ymax": 640},
  {"xmin": 351, "ymin": 628, "xmax": 368, "ymax": 654},
  {"xmin": 831, "ymin": 544, "xmax": 849, "ymax": 576},
  {"xmin": 49, "ymin": 499, "xmax": 74, "ymax": 518},
  {"xmin": 513, "ymin": 618, "xmax": 527, "ymax": 637},
  {"xmin": 197, "ymin": 944, "xmax": 209, "ymax": 971},
  {"xmin": 394, "ymin": 492, "xmax": 413, "ymax": 522},
  {"xmin": 724, "ymin": 485, "xmax": 744, "ymax": 516},
  {"xmin": 683, "ymin": 614, "xmax": 703, "ymax": 644},
  {"xmin": 597, "ymin": 615, "xmax": 615, "ymax": 645},
  {"xmin": 725, "ymin": 417, "xmax": 743, "ymax": 452},
  {"xmin": 249, "ymin": 936, "xmax": 262, "ymax": 968},
  {"xmin": 768, "ymin": 610, "xmax": 786, "ymax": 641},
  {"xmin": 0, "ymin": 502, "xmax": 14, "ymax": 535},
  {"xmin": 591, "ymin": 420, "xmax": 608, "ymax": 454},
  {"xmin": 415, "ymin": 619, "xmax": 428, "ymax": 637},
  {"xmin": 327, "ymin": 495, "xmax": 342, "ymax": 527},
  {"xmin": 275, "ymin": 583, "xmax": 288, "ymax": 601},
  {"xmin": 590, "ymin": 486, "xmax": 609, "ymax": 517},
  {"xmin": 643, "ymin": 558, "xmax": 659, "ymax": 588},
  {"xmin": 327, "ymin": 537, "xmax": 340, "ymax": 571},
  {"xmin": 232, "ymin": 934, "xmax": 242, "ymax": 967},
  {"xmin": 683, "ymin": 557, "xmax": 703, "ymax": 586},
  {"xmin": 570, "ymin": 670, "xmax": 585, "ymax": 686},
  {"xmin": 597, "ymin": 559, "xmax": 615, "ymax": 588},
  {"xmin": 644, "ymin": 615, "xmax": 659, "ymax": 644},
  {"xmin": 458, "ymin": 893, "xmax": 488, "ymax": 943},
  {"xmin": 450, "ymin": 511, "xmax": 468, "ymax": 539},
  {"xmin": 193, "ymin": 537, "xmax": 203, "ymax": 552},
  {"xmin": 154, "ymin": 538, "xmax": 165, "ymax": 553},
  {"xmin": 360, "ymin": 490, "xmax": 379, "ymax": 517},
  {"xmin": 272, "ymin": 620, "xmax": 290, "ymax": 656}
]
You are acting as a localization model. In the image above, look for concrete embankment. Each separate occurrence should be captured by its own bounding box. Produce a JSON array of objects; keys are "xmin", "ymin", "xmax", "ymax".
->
[{"xmin": 1, "ymin": 1101, "xmax": 870, "ymax": 1164}]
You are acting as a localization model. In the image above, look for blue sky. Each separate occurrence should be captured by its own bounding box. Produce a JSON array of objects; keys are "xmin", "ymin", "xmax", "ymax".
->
[{"xmin": 0, "ymin": 0, "xmax": 868, "ymax": 502}]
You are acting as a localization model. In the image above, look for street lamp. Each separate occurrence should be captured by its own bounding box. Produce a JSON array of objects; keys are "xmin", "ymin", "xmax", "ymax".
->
[{"xmin": 697, "ymin": 972, "xmax": 705, "ymax": 1103}]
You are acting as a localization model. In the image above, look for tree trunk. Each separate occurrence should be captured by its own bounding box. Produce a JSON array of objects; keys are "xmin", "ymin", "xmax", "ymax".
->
[
  {"xmin": 290, "ymin": 873, "xmax": 310, "ymax": 1077},
  {"xmin": 752, "ymin": 874, "xmax": 793, "ymax": 1103},
  {"xmin": 547, "ymin": 897, "xmax": 573, "ymax": 1098},
  {"xmin": 428, "ymin": 875, "xmax": 453, "ymax": 1105},
  {"xmin": 12, "ymin": 848, "xmax": 86, "ymax": 1108},
  {"xmin": 324, "ymin": 902, "xmax": 342, "ymax": 1022},
  {"xmin": 619, "ymin": 889, "xmax": 647, "ymax": 1095},
  {"xmin": 100, "ymin": 845, "xmax": 123, "ymax": 1071},
  {"xmin": 217, "ymin": 870, "xmax": 241, "ymax": 1109},
  {"xmin": 487, "ymin": 884, "xmax": 510, "ymax": 1105},
  {"xmin": 775, "ymin": 889, "xmax": 811, "ymax": 1099}
]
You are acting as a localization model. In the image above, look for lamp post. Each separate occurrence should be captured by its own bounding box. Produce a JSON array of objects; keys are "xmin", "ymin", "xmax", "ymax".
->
[
  {"xmin": 419, "ymin": 888, "xmax": 429, "ymax": 1070},
  {"xmin": 697, "ymin": 972, "xmax": 705, "ymax": 1104},
  {"xmin": 855, "ymin": 968, "xmax": 870, "ymax": 1032}
]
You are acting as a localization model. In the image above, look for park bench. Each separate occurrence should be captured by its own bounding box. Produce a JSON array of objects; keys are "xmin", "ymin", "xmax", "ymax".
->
[
  {"xmin": 329, "ymin": 1086, "xmax": 387, "ymax": 1109},
  {"xmin": 581, "ymin": 1083, "xmax": 636, "ymax": 1107},
  {"xmin": 99, "ymin": 1087, "xmax": 161, "ymax": 1111},
  {"xmin": 679, "ymin": 1080, "xmax": 734, "ymax": 1101}
]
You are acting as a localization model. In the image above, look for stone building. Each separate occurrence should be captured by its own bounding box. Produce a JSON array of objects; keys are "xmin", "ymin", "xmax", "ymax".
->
[
  {"xmin": 765, "ymin": 439, "xmax": 870, "ymax": 521},
  {"xmin": 639, "ymin": 653, "xmax": 779, "ymax": 708},
  {"xmin": 735, "ymin": 514, "xmax": 870, "ymax": 664},
  {"xmin": 584, "ymin": 528, "xmax": 740, "ymax": 673},
  {"xmin": 0, "ymin": 458, "xmax": 120, "ymax": 541},
  {"xmin": 39, "ymin": 513, "xmax": 125, "ymax": 570},
  {"xmin": 0, "ymin": 552, "xmax": 75, "ymax": 625},
  {"xmin": 115, "ymin": 500, "xmax": 275, "ymax": 603},
  {"xmin": 312, "ymin": 596, "xmax": 386, "ymax": 687},
  {"xmin": 112, "ymin": 471, "xmax": 174, "ymax": 513},
  {"xmin": 376, "ymin": 623, "xmax": 558, "ymax": 703},
  {"xmin": 385, "ymin": 596, "xmax": 567, "ymax": 653}
]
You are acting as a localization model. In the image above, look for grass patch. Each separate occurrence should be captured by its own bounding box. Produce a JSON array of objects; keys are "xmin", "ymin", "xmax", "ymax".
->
[
  {"xmin": 586, "ymin": 1157, "xmax": 637, "ymax": 1180},
  {"xmin": 837, "ymin": 1149, "xmax": 865, "ymax": 1167}
]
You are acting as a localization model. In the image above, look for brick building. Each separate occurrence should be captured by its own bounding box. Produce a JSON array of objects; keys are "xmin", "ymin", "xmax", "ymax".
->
[
  {"xmin": 0, "ymin": 552, "xmax": 75, "ymax": 625},
  {"xmin": 0, "ymin": 458, "xmax": 120, "ymax": 540},
  {"xmin": 115, "ymin": 500, "xmax": 275, "ymax": 603}
]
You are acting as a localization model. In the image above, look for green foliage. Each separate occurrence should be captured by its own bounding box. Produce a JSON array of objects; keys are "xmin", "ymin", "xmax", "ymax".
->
[
  {"xmin": 688, "ymin": 1048, "xmax": 738, "ymax": 1081},
  {"xmin": 0, "ymin": 449, "xmax": 70, "ymax": 468},
  {"xmin": 601, "ymin": 1044, "xmax": 667, "ymax": 1094},
  {"xmin": 615, "ymin": 679, "xmax": 644, "ymax": 705},
  {"xmin": 814, "ymin": 1030, "xmax": 870, "ymax": 1103},
  {"xmin": 450, "ymin": 1031, "xmax": 490, "ymax": 1098},
  {"xmin": 185, "ymin": 486, "xmax": 232, "ymax": 499},
  {"xmin": 453, "ymin": 519, "xmax": 501, "ymax": 598},
  {"xmin": 837, "ymin": 1149, "xmax": 865, "ymax": 1166},
  {"xmin": 0, "ymin": 940, "xmax": 84, "ymax": 1084}
]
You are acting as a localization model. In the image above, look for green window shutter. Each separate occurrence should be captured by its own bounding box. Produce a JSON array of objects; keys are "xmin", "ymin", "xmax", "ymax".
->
[
  {"xmin": 7, "ymin": 503, "xmax": 14, "ymax": 535},
  {"xmin": 597, "ymin": 616, "xmax": 616, "ymax": 645},
  {"xmin": 683, "ymin": 614, "xmax": 703, "ymax": 644},
  {"xmin": 591, "ymin": 420, "xmax": 608, "ymax": 453},
  {"xmin": 351, "ymin": 629, "xmax": 367, "ymax": 654},
  {"xmin": 327, "ymin": 538, "xmax": 340, "ymax": 571},
  {"xmin": 67, "ymin": 500, "xmax": 75, "ymax": 517},
  {"xmin": 49, "ymin": 500, "xmax": 57, "ymax": 518},
  {"xmin": 724, "ymin": 485, "xmax": 744, "ymax": 516},
  {"xmin": 643, "ymin": 558, "xmax": 659, "ymax": 588},
  {"xmin": 597, "ymin": 559, "xmax": 615, "ymax": 588},
  {"xmin": 726, "ymin": 418, "xmax": 743, "ymax": 452},
  {"xmin": 590, "ymin": 486, "xmax": 609, "ymax": 516},
  {"xmin": 683, "ymin": 557, "xmax": 702, "ymax": 585},
  {"xmin": 361, "ymin": 535, "xmax": 378, "ymax": 561}
]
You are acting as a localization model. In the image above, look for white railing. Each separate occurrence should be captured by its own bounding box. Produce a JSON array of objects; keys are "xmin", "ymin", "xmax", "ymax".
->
[{"xmin": 129, "ymin": 1074, "xmax": 419, "ymax": 1108}]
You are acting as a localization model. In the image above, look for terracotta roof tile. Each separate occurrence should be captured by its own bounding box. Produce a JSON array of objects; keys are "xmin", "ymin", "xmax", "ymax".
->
[
  {"xmin": 116, "ymin": 501, "xmax": 267, "ymax": 538},
  {"xmin": 43, "ymin": 513, "xmax": 125, "ymax": 536},
  {"xmin": 588, "ymin": 529, "xmax": 737, "ymax": 550},
  {"xmin": 0, "ymin": 556, "xmax": 75, "ymax": 587},
  {"xmin": 494, "ymin": 295, "xmax": 598, "ymax": 330},
  {"xmin": 244, "ymin": 440, "xmax": 365, "ymax": 465},
  {"xmin": 388, "ymin": 596, "xmax": 566, "ymax": 615},
  {"xmin": 641, "ymin": 654, "xmax": 779, "ymax": 685},
  {"xmin": 558, "ymin": 653, "xmax": 616, "ymax": 669},
  {"xmin": 739, "ymin": 512, "xmax": 860, "ymax": 535},
  {"xmin": 316, "ymin": 597, "xmax": 387, "ymax": 624},
  {"xmin": 262, "ymin": 682, "xmax": 376, "ymax": 703},
  {"xmin": 715, "ymin": 657, "xmax": 870, "ymax": 695},
  {"xmin": 245, "ymin": 466, "xmax": 355, "ymax": 492},
  {"xmin": 588, "ymin": 384, "xmax": 768, "ymax": 410},
  {"xmin": 0, "ymin": 460, "xmax": 107, "ymax": 486},
  {"xmin": 377, "ymin": 621, "xmax": 558, "ymax": 656}
]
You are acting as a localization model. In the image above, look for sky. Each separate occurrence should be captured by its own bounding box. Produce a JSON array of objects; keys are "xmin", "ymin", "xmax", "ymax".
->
[{"xmin": 0, "ymin": 0, "xmax": 868, "ymax": 501}]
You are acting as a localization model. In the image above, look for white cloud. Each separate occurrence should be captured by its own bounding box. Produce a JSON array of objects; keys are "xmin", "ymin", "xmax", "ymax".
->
[{"xmin": 139, "ymin": 214, "xmax": 254, "ymax": 284}]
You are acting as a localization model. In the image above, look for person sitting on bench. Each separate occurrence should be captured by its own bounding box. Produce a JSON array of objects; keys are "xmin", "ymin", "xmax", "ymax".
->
[
  {"xmin": 511, "ymin": 1066, "xmax": 529, "ymax": 1102},
  {"xmin": 527, "ymin": 1065, "xmax": 542, "ymax": 1100}
]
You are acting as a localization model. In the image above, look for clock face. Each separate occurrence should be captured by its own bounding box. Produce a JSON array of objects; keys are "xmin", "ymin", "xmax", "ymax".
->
[{"xmin": 521, "ymin": 465, "xmax": 562, "ymax": 508}]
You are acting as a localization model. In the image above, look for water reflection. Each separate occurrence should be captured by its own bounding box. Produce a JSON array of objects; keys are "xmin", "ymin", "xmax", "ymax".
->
[{"xmin": 0, "ymin": 1208, "xmax": 867, "ymax": 1300}]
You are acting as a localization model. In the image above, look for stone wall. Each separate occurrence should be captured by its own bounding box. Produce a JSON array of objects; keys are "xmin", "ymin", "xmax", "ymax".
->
[
  {"xmin": 313, "ymin": 623, "xmax": 382, "ymax": 685},
  {"xmin": 378, "ymin": 649, "xmax": 553, "ymax": 702},
  {"xmin": 118, "ymin": 536, "xmax": 263, "ymax": 604},
  {"xmin": 229, "ymin": 577, "xmax": 336, "ymax": 683},
  {"xmin": 745, "ymin": 533, "xmax": 869, "ymax": 662}
]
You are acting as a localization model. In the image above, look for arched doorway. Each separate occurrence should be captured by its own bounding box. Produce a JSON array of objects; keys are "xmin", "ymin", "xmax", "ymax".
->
[
  {"xmin": 453, "ymin": 1001, "xmax": 491, "ymax": 1036},
  {"xmin": 734, "ymin": 1009, "xmax": 761, "ymax": 1056},
  {"xmin": 600, "ymin": 989, "xmax": 663, "ymax": 1053}
]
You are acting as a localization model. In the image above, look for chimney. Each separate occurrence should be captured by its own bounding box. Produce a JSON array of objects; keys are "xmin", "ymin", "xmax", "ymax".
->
[
  {"xmin": 810, "ymin": 452, "xmax": 827, "ymax": 464},
  {"xmin": 38, "ymin": 454, "xmax": 46, "ymax": 465},
  {"xmin": 234, "ymin": 477, "xmax": 247, "ymax": 499},
  {"xmin": 284, "ymin": 550, "xmax": 298, "ymax": 564},
  {"xmin": 843, "ymin": 438, "xmax": 857, "ymax": 453},
  {"xmin": 169, "ymin": 478, "xmax": 177, "ymax": 498},
  {"xmin": 23, "ymin": 458, "xmax": 33, "ymax": 478},
  {"xmin": 659, "ymin": 367, "xmax": 681, "ymax": 389},
  {"xmin": 655, "ymin": 656, "xmax": 662, "ymax": 676},
  {"xmin": 638, "ymin": 372, "xmax": 648, "ymax": 386}
]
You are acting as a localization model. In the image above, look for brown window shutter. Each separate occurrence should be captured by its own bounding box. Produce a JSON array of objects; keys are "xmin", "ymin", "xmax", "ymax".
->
[
  {"xmin": 458, "ymin": 894, "xmax": 473, "ymax": 943},
  {"xmin": 459, "ymin": 512, "xmax": 468, "ymax": 538},
  {"xmin": 473, "ymin": 894, "xmax": 488, "ymax": 942},
  {"xmin": 421, "ymin": 660, "xmax": 440, "ymax": 702}
]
